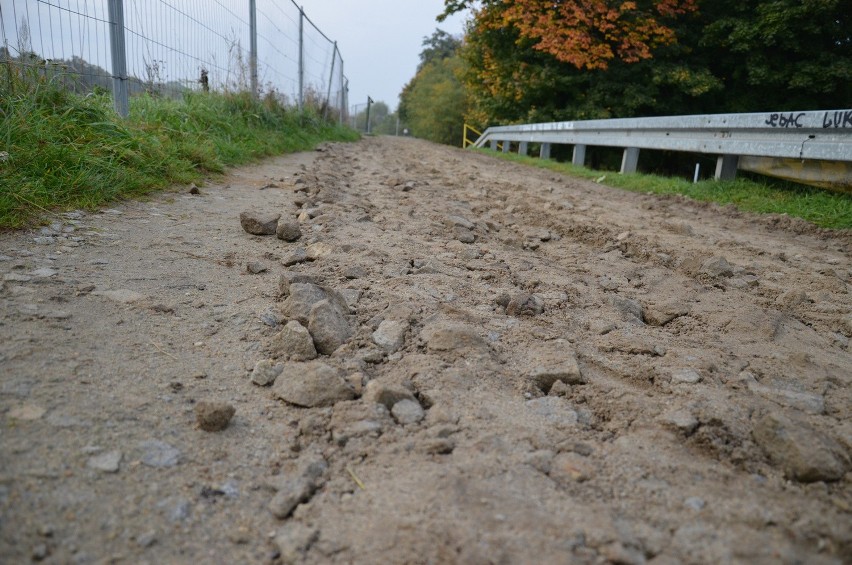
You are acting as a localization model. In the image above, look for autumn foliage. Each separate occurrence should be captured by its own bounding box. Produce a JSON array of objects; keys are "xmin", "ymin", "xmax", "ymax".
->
[{"xmin": 442, "ymin": 0, "xmax": 696, "ymax": 70}]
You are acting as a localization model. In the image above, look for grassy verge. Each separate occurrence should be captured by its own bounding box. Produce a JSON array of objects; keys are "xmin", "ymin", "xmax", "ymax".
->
[
  {"xmin": 477, "ymin": 149, "xmax": 852, "ymax": 230},
  {"xmin": 0, "ymin": 69, "xmax": 358, "ymax": 228}
]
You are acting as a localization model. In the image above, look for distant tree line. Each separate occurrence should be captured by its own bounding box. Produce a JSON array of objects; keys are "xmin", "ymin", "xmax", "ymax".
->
[{"xmin": 397, "ymin": 0, "xmax": 851, "ymax": 146}]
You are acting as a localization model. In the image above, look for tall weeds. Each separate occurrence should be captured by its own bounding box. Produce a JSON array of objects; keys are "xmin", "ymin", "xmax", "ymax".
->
[{"xmin": 0, "ymin": 62, "xmax": 357, "ymax": 228}]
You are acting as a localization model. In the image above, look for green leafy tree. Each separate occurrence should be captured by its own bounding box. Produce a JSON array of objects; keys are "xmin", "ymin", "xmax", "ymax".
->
[{"xmin": 398, "ymin": 29, "xmax": 467, "ymax": 145}]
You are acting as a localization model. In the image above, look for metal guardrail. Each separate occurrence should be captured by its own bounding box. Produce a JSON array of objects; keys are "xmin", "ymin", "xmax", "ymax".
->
[{"xmin": 473, "ymin": 110, "xmax": 852, "ymax": 183}]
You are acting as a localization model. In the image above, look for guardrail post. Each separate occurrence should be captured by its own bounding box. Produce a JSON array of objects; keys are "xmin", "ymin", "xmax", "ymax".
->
[
  {"xmin": 490, "ymin": 140, "xmax": 498, "ymax": 151},
  {"xmin": 715, "ymin": 155, "xmax": 739, "ymax": 181},
  {"xmin": 502, "ymin": 141, "xmax": 511, "ymax": 153},
  {"xmin": 519, "ymin": 141, "xmax": 528, "ymax": 156},
  {"xmin": 572, "ymin": 144, "xmax": 586, "ymax": 167},
  {"xmin": 540, "ymin": 143, "xmax": 551, "ymax": 159},
  {"xmin": 621, "ymin": 147, "xmax": 640, "ymax": 174},
  {"xmin": 107, "ymin": 0, "xmax": 128, "ymax": 117}
]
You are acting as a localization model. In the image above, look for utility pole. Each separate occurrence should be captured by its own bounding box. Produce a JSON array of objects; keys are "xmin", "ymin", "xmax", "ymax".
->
[{"xmin": 107, "ymin": 0, "xmax": 128, "ymax": 117}]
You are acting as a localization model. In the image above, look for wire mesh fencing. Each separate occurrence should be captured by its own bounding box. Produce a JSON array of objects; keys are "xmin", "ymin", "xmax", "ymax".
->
[{"xmin": 0, "ymin": 0, "xmax": 349, "ymax": 122}]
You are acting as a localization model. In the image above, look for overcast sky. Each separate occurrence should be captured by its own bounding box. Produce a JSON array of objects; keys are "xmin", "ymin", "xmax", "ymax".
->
[{"xmin": 300, "ymin": 0, "xmax": 469, "ymax": 111}]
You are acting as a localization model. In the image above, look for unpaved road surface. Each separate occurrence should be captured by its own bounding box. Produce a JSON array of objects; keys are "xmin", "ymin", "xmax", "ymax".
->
[{"xmin": 1, "ymin": 136, "xmax": 850, "ymax": 564}]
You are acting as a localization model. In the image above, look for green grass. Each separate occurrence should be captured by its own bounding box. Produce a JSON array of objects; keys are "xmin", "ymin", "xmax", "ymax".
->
[
  {"xmin": 0, "ymin": 67, "xmax": 358, "ymax": 228},
  {"xmin": 476, "ymin": 149, "xmax": 852, "ymax": 230}
]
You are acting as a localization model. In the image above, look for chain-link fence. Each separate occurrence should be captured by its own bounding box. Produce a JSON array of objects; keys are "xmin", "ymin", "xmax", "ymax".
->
[{"xmin": 0, "ymin": 0, "xmax": 349, "ymax": 122}]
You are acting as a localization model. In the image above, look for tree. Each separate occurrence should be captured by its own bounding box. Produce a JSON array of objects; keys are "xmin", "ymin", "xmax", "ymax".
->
[
  {"xmin": 441, "ymin": 0, "xmax": 696, "ymax": 70},
  {"xmin": 399, "ymin": 55, "xmax": 467, "ymax": 145},
  {"xmin": 418, "ymin": 29, "xmax": 463, "ymax": 70},
  {"xmin": 450, "ymin": 0, "xmax": 851, "ymax": 129},
  {"xmin": 398, "ymin": 29, "xmax": 467, "ymax": 145}
]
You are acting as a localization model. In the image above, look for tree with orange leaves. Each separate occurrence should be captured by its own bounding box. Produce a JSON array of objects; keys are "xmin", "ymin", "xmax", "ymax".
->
[{"xmin": 441, "ymin": 0, "xmax": 696, "ymax": 70}]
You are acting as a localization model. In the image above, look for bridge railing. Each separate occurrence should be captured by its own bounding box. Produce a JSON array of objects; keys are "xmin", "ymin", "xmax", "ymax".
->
[{"xmin": 472, "ymin": 110, "xmax": 852, "ymax": 184}]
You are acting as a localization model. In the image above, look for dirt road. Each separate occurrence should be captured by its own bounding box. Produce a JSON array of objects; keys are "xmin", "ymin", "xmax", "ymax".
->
[{"xmin": 1, "ymin": 136, "xmax": 850, "ymax": 564}]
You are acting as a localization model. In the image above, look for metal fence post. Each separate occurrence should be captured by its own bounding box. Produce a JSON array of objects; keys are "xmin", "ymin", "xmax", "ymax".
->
[
  {"xmin": 340, "ymin": 57, "xmax": 346, "ymax": 125},
  {"xmin": 249, "ymin": 0, "xmax": 258, "ymax": 97},
  {"xmin": 107, "ymin": 0, "xmax": 128, "ymax": 117},
  {"xmin": 323, "ymin": 42, "xmax": 337, "ymax": 121},
  {"xmin": 539, "ymin": 143, "xmax": 551, "ymax": 159},
  {"xmin": 298, "ymin": 5, "xmax": 304, "ymax": 111},
  {"xmin": 343, "ymin": 78, "xmax": 349, "ymax": 125},
  {"xmin": 365, "ymin": 96, "xmax": 373, "ymax": 134}
]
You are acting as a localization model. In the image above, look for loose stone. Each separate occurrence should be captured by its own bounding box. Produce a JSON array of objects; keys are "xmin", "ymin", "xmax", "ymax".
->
[
  {"xmin": 195, "ymin": 402, "xmax": 236, "ymax": 432},
  {"xmin": 271, "ymin": 321, "xmax": 318, "ymax": 362},
  {"xmin": 251, "ymin": 359, "xmax": 284, "ymax": 386},
  {"xmin": 276, "ymin": 219, "xmax": 302, "ymax": 242},
  {"xmin": 239, "ymin": 211, "xmax": 280, "ymax": 235},
  {"xmin": 391, "ymin": 399, "xmax": 425, "ymax": 425}
]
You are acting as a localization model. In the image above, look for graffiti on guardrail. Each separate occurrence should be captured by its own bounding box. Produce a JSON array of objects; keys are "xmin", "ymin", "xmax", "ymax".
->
[
  {"xmin": 764, "ymin": 113, "xmax": 805, "ymax": 128},
  {"xmin": 763, "ymin": 111, "xmax": 852, "ymax": 129},
  {"xmin": 822, "ymin": 110, "xmax": 852, "ymax": 129}
]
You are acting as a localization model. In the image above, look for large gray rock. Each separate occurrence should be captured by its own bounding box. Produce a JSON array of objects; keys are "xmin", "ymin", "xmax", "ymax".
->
[
  {"xmin": 528, "ymin": 354, "xmax": 585, "ymax": 393},
  {"xmin": 752, "ymin": 412, "xmax": 847, "ymax": 482},
  {"xmin": 282, "ymin": 247, "xmax": 308, "ymax": 266},
  {"xmin": 270, "ymin": 321, "xmax": 317, "ymax": 362},
  {"xmin": 363, "ymin": 380, "xmax": 416, "ymax": 409},
  {"xmin": 308, "ymin": 299, "xmax": 352, "ymax": 355},
  {"xmin": 276, "ymin": 219, "xmax": 302, "ymax": 242},
  {"xmin": 609, "ymin": 296, "xmax": 644, "ymax": 323},
  {"xmin": 280, "ymin": 283, "xmax": 330, "ymax": 325},
  {"xmin": 422, "ymin": 323, "xmax": 490, "ymax": 359},
  {"xmin": 251, "ymin": 359, "xmax": 285, "ymax": 386},
  {"xmin": 701, "ymin": 256, "xmax": 735, "ymax": 278},
  {"xmin": 372, "ymin": 319, "xmax": 408, "ymax": 353},
  {"xmin": 240, "ymin": 211, "xmax": 280, "ymax": 235},
  {"xmin": 277, "ymin": 272, "xmax": 322, "ymax": 298},
  {"xmin": 273, "ymin": 361, "xmax": 354, "ymax": 407},
  {"xmin": 391, "ymin": 399, "xmax": 425, "ymax": 425}
]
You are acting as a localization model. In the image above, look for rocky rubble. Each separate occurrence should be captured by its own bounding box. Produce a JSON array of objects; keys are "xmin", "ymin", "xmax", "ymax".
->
[{"xmin": 0, "ymin": 137, "xmax": 849, "ymax": 564}]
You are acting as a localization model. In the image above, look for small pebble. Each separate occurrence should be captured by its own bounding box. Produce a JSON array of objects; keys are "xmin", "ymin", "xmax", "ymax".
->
[{"xmin": 195, "ymin": 401, "xmax": 236, "ymax": 432}]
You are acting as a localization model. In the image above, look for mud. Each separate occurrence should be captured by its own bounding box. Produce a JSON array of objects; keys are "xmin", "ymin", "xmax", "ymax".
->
[{"xmin": 1, "ymin": 136, "xmax": 850, "ymax": 564}]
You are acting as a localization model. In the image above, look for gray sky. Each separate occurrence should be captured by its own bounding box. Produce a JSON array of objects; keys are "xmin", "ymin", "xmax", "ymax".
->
[{"xmin": 300, "ymin": 0, "xmax": 468, "ymax": 111}]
